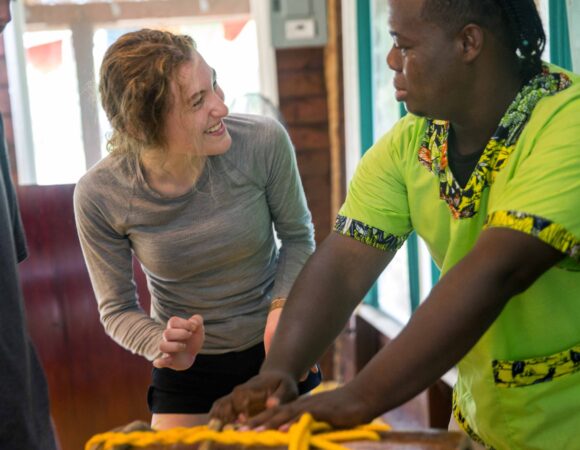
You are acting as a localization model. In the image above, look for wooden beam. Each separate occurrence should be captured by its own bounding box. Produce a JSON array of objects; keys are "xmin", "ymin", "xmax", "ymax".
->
[
  {"xmin": 324, "ymin": 0, "xmax": 346, "ymax": 221},
  {"xmin": 71, "ymin": 21, "xmax": 102, "ymax": 170},
  {"xmin": 24, "ymin": 0, "xmax": 250, "ymax": 28}
]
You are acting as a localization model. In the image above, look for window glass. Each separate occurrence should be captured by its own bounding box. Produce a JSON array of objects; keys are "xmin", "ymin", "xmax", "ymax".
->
[
  {"xmin": 370, "ymin": 0, "xmax": 399, "ymax": 140},
  {"xmin": 377, "ymin": 247, "xmax": 411, "ymax": 324},
  {"xmin": 23, "ymin": 30, "xmax": 86, "ymax": 184}
]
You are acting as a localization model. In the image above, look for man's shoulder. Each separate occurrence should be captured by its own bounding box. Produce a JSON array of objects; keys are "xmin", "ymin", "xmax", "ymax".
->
[
  {"xmin": 539, "ymin": 64, "xmax": 580, "ymax": 110},
  {"xmin": 527, "ymin": 67, "xmax": 580, "ymax": 135},
  {"xmin": 371, "ymin": 113, "xmax": 428, "ymax": 156}
]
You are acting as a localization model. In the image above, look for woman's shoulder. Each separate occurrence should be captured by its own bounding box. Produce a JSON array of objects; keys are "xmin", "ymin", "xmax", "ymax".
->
[
  {"xmin": 75, "ymin": 153, "xmax": 136, "ymax": 201},
  {"xmin": 224, "ymin": 112, "xmax": 284, "ymax": 128},
  {"xmin": 224, "ymin": 113, "xmax": 286, "ymax": 143},
  {"xmin": 222, "ymin": 113, "xmax": 289, "ymax": 164}
]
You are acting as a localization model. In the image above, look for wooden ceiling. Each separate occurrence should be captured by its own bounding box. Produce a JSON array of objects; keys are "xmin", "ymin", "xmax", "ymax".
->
[{"xmin": 23, "ymin": 0, "xmax": 251, "ymax": 27}]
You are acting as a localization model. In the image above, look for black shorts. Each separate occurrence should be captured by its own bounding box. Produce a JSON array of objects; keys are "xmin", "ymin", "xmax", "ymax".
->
[{"xmin": 147, "ymin": 342, "xmax": 322, "ymax": 414}]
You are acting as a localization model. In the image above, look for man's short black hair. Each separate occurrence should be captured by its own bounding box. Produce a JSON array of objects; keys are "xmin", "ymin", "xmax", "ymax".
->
[{"xmin": 421, "ymin": 0, "xmax": 546, "ymax": 81}]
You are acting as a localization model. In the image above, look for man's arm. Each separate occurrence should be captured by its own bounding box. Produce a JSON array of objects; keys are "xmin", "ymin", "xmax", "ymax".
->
[
  {"xmin": 210, "ymin": 232, "xmax": 395, "ymax": 422},
  {"xmin": 240, "ymin": 227, "xmax": 564, "ymax": 428},
  {"xmin": 263, "ymin": 232, "xmax": 395, "ymax": 378}
]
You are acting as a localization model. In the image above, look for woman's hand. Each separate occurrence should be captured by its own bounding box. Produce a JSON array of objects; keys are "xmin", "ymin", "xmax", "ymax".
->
[{"xmin": 153, "ymin": 314, "xmax": 204, "ymax": 371}]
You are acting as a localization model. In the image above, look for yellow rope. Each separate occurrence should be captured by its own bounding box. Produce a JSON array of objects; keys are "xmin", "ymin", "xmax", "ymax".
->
[{"xmin": 85, "ymin": 413, "xmax": 391, "ymax": 450}]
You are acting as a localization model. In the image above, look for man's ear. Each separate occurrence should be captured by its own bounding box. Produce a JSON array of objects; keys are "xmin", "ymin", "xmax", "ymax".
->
[{"xmin": 458, "ymin": 23, "xmax": 484, "ymax": 63}]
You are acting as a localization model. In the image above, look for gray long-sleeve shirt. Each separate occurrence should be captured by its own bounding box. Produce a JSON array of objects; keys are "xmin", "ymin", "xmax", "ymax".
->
[{"xmin": 74, "ymin": 114, "xmax": 315, "ymax": 360}]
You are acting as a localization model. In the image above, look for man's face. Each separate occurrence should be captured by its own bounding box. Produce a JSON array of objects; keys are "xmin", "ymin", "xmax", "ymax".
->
[
  {"xmin": 0, "ymin": 0, "xmax": 11, "ymax": 33},
  {"xmin": 386, "ymin": 0, "xmax": 465, "ymax": 119}
]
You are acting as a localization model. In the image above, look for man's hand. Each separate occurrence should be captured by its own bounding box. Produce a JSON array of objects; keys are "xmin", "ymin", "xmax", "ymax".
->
[
  {"xmin": 210, "ymin": 370, "xmax": 299, "ymax": 425},
  {"xmin": 153, "ymin": 314, "xmax": 204, "ymax": 371},
  {"xmin": 244, "ymin": 384, "xmax": 375, "ymax": 430}
]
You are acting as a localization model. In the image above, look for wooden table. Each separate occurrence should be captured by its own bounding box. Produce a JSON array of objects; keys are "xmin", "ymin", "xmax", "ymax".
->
[{"xmin": 87, "ymin": 423, "xmax": 472, "ymax": 450}]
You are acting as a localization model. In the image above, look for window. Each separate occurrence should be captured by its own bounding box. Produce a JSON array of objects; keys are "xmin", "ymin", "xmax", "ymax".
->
[
  {"xmin": 5, "ymin": 0, "xmax": 276, "ymax": 185},
  {"xmin": 23, "ymin": 30, "xmax": 86, "ymax": 185}
]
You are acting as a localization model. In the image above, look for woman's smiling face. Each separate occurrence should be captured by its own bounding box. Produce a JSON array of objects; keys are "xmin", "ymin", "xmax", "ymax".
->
[{"xmin": 162, "ymin": 51, "xmax": 232, "ymax": 157}]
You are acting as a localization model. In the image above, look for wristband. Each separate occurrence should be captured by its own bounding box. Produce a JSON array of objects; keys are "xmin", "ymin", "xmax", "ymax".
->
[{"xmin": 268, "ymin": 297, "xmax": 286, "ymax": 312}]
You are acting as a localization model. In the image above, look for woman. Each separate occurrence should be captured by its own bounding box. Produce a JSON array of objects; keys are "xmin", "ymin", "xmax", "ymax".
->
[{"xmin": 74, "ymin": 29, "xmax": 318, "ymax": 429}]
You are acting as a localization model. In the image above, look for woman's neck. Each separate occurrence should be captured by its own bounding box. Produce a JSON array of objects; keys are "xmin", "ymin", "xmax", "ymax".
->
[{"xmin": 139, "ymin": 149, "xmax": 206, "ymax": 198}]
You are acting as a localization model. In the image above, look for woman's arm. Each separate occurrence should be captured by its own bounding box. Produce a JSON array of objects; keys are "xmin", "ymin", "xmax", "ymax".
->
[
  {"xmin": 261, "ymin": 120, "xmax": 316, "ymax": 355},
  {"xmin": 73, "ymin": 180, "xmax": 165, "ymax": 361},
  {"xmin": 264, "ymin": 120, "xmax": 316, "ymax": 302}
]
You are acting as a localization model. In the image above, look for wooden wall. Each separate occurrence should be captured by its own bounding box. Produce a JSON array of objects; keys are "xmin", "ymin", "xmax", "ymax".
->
[{"xmin": 278, "ymin": 47, "xmax": 333, "ymax": 240}]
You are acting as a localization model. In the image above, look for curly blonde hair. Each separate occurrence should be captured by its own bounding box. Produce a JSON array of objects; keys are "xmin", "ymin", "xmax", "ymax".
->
[{"xmin": 99, "ymin": 29, "xmax": 196, "ymax": 155}]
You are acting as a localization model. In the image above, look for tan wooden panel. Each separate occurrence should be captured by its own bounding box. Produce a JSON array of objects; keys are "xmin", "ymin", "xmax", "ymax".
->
[
  {"xmin": 276, "ymin": 47, "xmax": 324, "ymax": 71},
  {"xmin": 288, "ymin": 125, "xmax": 330, "ymax": 151},
  {"xmin": 280, "ymin": 96, "xmax": 328, "ymax": 125},
  {"xmin": 301, "ymin": 176, "xmax": 331, "ymax": 204},
  {"xmin": 296, "ymin": 151, "xmax": 330, "ymax": 177},
  {"xmin": 277, "ymin": 71, "xmax": 326, "ymax": 99}
]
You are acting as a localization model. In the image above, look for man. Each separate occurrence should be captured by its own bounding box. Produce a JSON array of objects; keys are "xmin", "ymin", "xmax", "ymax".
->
[
  {"xmin": 210, "ymin": 1, "xmax": 580, "ymax": 449},
  {"xmin": 0, "ymin": 1, "xmax": 59, "ymax": 448}
]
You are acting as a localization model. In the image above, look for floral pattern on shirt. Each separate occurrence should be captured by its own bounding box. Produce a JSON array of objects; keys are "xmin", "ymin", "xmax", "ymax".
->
[
  {"xmin": 418, "ymin": 68, "xmax": 572, "ymax": 219},
  {"xmin": 492, "ymin": 342, "xmax": 580, "ymax": 388},
  {"xmin": 485, "ymin": 210, "xmax": 580, "ymax": 264},
  {"xmin": 334, "ymin": 215, "xmax": 409, "ymax": 252}
]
